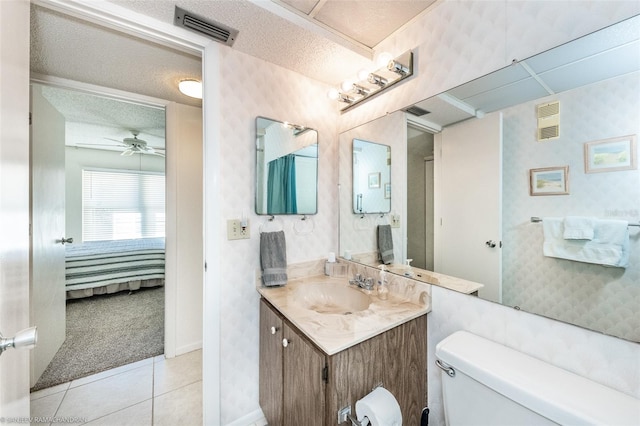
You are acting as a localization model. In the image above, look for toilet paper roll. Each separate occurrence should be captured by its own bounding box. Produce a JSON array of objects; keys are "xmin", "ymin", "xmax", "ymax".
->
[{"xmin": 355, "ymin": 386, "xmax": 402, "ymax": 426}]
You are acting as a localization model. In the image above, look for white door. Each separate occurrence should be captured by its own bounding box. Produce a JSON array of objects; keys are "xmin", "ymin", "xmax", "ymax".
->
[
  {"xmin": 30, "ymin": 84, "xmax": 67, "ymax": 386},
  {"xmin": 0, "ymin": 0, "xmax": 33, "ymax": 418},
  {"xmin": 435, "ymin": 112, "xmax": 502, "ymax": 302}
]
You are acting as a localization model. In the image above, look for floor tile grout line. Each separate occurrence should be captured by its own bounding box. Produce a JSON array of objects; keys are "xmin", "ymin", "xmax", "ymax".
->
[
  {"xmin": 152, "ymin": 379, "xmax": 203, "ymax": 399},
  {"xmin": 77, "ymin": 398, "xmax": 154, "ymax": 425},
  {"xmin": 151, "ymin": 357, "xmax": 156, "ymax": 425}
]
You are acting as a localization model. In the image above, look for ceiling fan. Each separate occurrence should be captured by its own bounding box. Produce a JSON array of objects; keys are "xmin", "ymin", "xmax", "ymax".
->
[
  {"xmin": 107, "ymin": 131, "xmax": 165, "ymax": 157},
  {"xmin": 77, "ymin": 131, "xmax": 165, "ymax": 157}
]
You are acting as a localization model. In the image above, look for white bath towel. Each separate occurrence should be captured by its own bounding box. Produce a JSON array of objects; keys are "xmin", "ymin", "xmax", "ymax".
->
[
  {"xmin": 543, "ymin": 217, "xmax": 629, "ymax": 268},
  {"xmin": 563, "ymin": 216, "xmax": 596, "ymax": 240}
]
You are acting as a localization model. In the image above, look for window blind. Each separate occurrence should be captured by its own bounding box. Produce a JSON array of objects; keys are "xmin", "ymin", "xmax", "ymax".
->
[{"xmin": 82, "ymin": 169, "xmax": 165, "ymax": 241}]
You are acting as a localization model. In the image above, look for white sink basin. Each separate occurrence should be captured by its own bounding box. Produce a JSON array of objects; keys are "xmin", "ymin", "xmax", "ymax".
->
[{"xmin": 293, "ymin": 282, "xmax": 371, "ymax": 315}]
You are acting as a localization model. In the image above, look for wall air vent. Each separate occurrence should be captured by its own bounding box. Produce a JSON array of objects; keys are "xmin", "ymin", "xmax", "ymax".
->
[
  {"xmin": 174, "ymin": 6, "xmax": 238, "ymax": 46},
  {"xmin": 404, "ymin": 105, "xmax": 430, "ymax": 116},
  {"xmin": 537, "ymin": 101, "xmax": 560, "ymax": 141}
]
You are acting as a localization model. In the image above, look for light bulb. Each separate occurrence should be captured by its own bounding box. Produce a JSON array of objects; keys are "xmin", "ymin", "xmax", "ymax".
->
[
  {"xmin": 327, "ymin": 88, "xmax": 339, "ymax": 100},
  {"xmin": 341, "ymin": 79, "xmax": 355, "ymax": 92},
  {"xmin": 375, "ymin": 52, "xmax": 394, "ymax": 69},
  {"xmin": 357, "ymin": 68, "xmax": 370, "ymax": 81}
]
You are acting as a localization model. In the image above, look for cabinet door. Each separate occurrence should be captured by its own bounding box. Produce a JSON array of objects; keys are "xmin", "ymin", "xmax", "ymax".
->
[
  {"xmin": 283, "ymin": 323, "xmax": 325, "ymax": 426},
  {"xmin": 259, "ymin": 300, "xmax": 283, "ymax": 425}
]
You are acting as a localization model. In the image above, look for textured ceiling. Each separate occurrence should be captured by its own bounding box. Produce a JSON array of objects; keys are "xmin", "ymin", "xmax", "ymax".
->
[{"xmin": 30, "ymin": 0, "xmax": 438, "ymax": 150}]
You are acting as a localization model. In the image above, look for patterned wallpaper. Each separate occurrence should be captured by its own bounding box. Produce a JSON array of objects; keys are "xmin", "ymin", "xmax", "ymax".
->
[
  {"xmin": 502, "ymin": 73, "xmax": 640, "ymax": 342},
  {"xmin": 216, "ymin": 48, "xmax": 338, "ymax": 424},
  {"xmin": 210, "ymin": 1, "xmax": 640, "ymax": 424}
]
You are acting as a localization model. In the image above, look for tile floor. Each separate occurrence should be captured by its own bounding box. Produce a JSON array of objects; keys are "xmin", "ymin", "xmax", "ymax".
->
[{"xmin": 30, "ymin": 350, "xmax": 202, "ymax": 426}]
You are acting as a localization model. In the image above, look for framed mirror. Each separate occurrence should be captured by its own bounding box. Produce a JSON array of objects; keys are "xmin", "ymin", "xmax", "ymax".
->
[
  {"xmin": 352, "ymin": 139, "xmax": 391, "ymax": 214},
  {"xmin": 255, "ymin": 117, "xmax": 318, "ymax": 215},
  {"xmin": 338, "ymin": 15, "xmax": 640, "ymax": 343}
]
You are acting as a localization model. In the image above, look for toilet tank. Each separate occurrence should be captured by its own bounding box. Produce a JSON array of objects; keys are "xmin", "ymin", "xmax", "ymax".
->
[{"xmin": 435, "ymin": 331, "xmax": 640, "ymax": 426}]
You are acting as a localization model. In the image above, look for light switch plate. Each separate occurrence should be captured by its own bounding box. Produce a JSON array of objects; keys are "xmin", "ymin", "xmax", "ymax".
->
[
  {"xmin": 391, "ymin": 214, "xmax": 401, "ymax": 228},
  {"xmin": 227, "ymin": 219, "xmax": 250, "ymax": 240}
]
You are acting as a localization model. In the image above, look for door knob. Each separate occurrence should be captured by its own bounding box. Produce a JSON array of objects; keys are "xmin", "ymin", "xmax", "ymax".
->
[
  {"xmin": 485, "ymin": 240, "xmax": 497, "ymax": 248},
  {"xmin": 0, "ymin": 327, "xmax": 37, "ymax": 357},
  {"xmin": 59, "ymin": 237, "xmax": 73, "ymax": 245},
  {"xmin": 270, "ymin": 326, "xmax": 279, "ymax": 335},
  {"xmin": 282, "ymin": 338, "xmax": 290, "ymax": 348}
]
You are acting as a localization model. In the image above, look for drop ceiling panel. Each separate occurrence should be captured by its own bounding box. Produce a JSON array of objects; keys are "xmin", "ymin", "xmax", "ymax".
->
[
  {"xmin": 463, "ymin": 78, "xmax": 550, "ymax": 113},
  {"xmin": 525, "ymin": 14, "xmax": 640, "ymax": 75},
  {"xmin": 313, "ymin": 1, "xmax": 435, "ymax": 48},
  {"xmin": 447, "ymin": 65, "xmax": 531, "ymax": 102},
  {"xmin": 280, "ymin": 0, "xmax": 319, "ymax": 15},
  {"xmin": 539, "ymin": 42, "xmax": 640, "ymax": 93},
  {"xmin": 411, "ymin": 96, "xmax": 476, "ymax": 127}
]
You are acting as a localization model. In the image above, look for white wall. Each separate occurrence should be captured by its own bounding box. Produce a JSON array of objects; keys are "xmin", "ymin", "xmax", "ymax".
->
[
  {"xmin": 65, "ymin": 147, "xmax": 165, "ymax": 243},
  {"xmin": 165, "ymin": 102, "xmax": 204, "ymax": 356}
]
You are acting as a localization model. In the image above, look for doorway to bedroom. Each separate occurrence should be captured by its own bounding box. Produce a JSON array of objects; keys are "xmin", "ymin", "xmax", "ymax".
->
[{"xmin": 30, "ymin": 84, "xmax": 168, "ymax": 391}]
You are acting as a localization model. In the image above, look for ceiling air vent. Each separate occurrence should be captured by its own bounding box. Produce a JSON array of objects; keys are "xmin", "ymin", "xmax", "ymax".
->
[
  {"xmin": 537, "ymin": 101, "xmax": 560, "ymax": 141},
  {"xmin": 404, "ymin": 105, "xmax": 430, "ymax": 116},
  {"xmin": 174, "ymin": 6, "xmax": 238, "ymax": 46}
]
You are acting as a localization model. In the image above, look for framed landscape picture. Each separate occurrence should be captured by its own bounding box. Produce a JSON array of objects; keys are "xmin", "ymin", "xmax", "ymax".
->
[
  {"xmin": 529, "ymin": 166, "xmax": 569, "ymax": 196},
  {"xmin": 584, "ymin": 135, "xmax": 637, "ymax": 173}
]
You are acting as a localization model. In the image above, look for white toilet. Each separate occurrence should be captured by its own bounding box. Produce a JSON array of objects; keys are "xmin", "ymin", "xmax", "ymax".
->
[{"xmin": 435, "ymin": 331, "xmax": 640, "ymax": 425}]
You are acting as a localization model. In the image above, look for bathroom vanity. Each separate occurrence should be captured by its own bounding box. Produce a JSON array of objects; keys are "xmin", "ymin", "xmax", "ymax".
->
[{"xmin": 258, "ymin": 274, "xmax": 430, "ymax": 425}]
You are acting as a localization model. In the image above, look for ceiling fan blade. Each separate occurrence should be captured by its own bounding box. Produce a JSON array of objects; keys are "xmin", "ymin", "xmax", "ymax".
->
[
  {"xmin": 77, "ymin": 143, "xmax": 123, "ymax": 148},
  {"xmin": 121, "ymin": 149, "xmax": 135, "ymax": 156},
  {"xmin": 104, "ymin": 137, "xmax": 124, "ymax": 143}
]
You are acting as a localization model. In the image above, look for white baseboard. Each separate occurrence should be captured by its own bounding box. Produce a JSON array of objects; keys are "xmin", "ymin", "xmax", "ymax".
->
[
  {"xmin": 224, "ymin": 408, "xmax": 267, "ymax": 426},
  {"xmin": 163, "ymin": 340, "xmax": 203, "ymax": 359}
]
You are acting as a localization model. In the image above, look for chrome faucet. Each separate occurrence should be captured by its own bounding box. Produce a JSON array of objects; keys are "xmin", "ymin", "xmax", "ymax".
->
[{"xmin": 349, "ymin": 274, "xmax": 375, "ymax": 291}]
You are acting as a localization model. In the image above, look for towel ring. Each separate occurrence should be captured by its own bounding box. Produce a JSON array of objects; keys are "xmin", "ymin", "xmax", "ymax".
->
[
  {"xmin": 293, "ymin": 215, "xmax": 315, "ymax": 235},
  {"xmin": 259, "ymin": 216, "xmax": 283, "ymax": 233}
]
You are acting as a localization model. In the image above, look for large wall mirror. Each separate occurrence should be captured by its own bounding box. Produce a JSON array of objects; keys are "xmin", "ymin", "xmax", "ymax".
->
[
  {"xmin": 339, "ymin": 15, "xmax": 640, "ymax": 342},
  {"xmin": 255, "ymin": 117, "xmax": 318, "ymax": 215}
]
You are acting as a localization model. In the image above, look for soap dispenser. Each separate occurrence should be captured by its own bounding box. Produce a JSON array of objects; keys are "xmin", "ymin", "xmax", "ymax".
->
[
  {"xmin": 403, "ymin": 259, "xmax": 414, "ymax": 278},
  {"xmin": 377, "ymin": 264, "xmax": 389, "ymax": 300}
]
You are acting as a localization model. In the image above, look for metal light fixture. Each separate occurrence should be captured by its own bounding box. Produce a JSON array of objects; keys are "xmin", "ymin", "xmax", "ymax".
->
[
  {"xmin": 367, "ymin": 73, "xmax": 388, "ymax": 87},
  {"xmin": 388, "ymin": 59, "xmax": 410, "ymax": 76},
  {"xmin": 327, "ymin": 50, "xmax": 413, "ymax": 112}
]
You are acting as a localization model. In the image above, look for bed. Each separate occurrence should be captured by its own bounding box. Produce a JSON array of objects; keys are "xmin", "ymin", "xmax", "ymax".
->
[{"xmin": 65, "ymin": 237, "xmax": 165, "ymax": 299}]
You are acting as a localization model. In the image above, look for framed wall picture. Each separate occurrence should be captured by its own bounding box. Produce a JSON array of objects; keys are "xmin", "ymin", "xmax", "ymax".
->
[
  {"xmin": 529, "ymin": 166, "xmax": 569, "ymax": 196},
  {"xmin": 368, "ymin": 172, "xmax": 380, "ymax": 188},
  {"xmin": 584, "ymin": 135, "xmax": 637, "ymax": 173}
]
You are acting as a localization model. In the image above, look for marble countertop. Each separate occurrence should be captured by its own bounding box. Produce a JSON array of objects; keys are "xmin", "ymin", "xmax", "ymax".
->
[
  {"xmin": 257, "ymin": 274, "xmax": 431, "ymax": 355},
  {"xmin": 384, "ymin": 265, "xmax": 484, "ymax": 295}
]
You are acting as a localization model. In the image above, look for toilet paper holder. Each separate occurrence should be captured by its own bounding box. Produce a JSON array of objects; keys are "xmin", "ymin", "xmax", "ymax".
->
[{"xmin": 338, "ymin": 382, "xmax": 385, "ymax": 425}]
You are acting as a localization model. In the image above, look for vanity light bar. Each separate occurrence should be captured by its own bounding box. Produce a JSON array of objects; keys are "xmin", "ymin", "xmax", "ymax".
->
[{"xmin": 328, "ymin": 51, "xmax": 414, "ymax": 113}]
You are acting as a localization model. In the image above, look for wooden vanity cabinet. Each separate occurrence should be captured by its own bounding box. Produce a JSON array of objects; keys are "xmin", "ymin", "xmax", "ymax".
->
[
  {"xmin": 259, "ymin": 299, "xmax": 326, "ymax": 425},
  {"xmin": 259, "ymin": 298, "xmax": 427, "ymax": 425}
]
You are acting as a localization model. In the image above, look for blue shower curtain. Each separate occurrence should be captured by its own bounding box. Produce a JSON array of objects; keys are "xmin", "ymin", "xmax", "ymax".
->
[{"xmin": 267, "ymin": 154, "xmax": 297, "ymax": 214}]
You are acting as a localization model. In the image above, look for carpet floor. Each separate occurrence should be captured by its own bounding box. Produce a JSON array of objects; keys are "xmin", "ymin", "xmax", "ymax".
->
[{"xmin": 32, "ymin": 286, "xmax": 164, "ymax": 392}]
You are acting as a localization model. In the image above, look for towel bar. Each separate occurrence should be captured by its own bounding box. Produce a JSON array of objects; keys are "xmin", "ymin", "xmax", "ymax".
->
[{"xmin": 530, "ymin": 216, "xmax": 640, "ymax": 227}]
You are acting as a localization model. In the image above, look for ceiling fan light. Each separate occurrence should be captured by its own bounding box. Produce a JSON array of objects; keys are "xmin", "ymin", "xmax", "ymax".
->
[{"xmin": 178, "ymin": 79, "xmax": 203, "ymax": 99}]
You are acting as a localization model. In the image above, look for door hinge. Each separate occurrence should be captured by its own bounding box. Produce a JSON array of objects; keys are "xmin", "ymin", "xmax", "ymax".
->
[
  {"xmin": 29, "ymin": 113, "xmax": 32, "ymax": 125},
  {"xmin": 322, "ymin": 364, "xmax": 328, "ymax": 383},
  {"xmin": 204, "ymin": 262, "xmax": 208, "ymax": 272}
]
